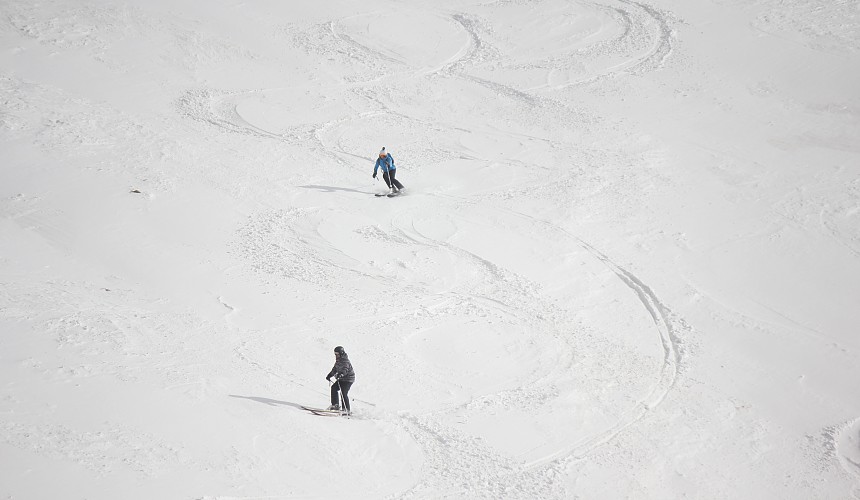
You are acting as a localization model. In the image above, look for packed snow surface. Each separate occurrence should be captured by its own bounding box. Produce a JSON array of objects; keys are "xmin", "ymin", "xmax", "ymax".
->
[{"xmin": 2, "ymin": 0, "xmax": 859, "ymax": 498}]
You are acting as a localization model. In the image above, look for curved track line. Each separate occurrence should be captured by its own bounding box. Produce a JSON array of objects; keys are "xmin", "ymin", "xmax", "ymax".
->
[
  {"xmin": 552, "ymin": 0, "xmax": 676, "ymax": 89},
  {"xmin": 196, "ymin": 2, "xmax": 685, "ymax": 494},
  {"xmin": 329, "ymin": 18, "xmax": 405, "ymax": 66},
  {"xmin": 615, "ymin": 0, "xmax": 676, "ymax": 76},
  {"xmin": 425, "ymin": 194, "xmax": 684, "ymax": 469},
  {"xmin": 835, "ymin": 417, "xmax": 860, "ymax": 482},
  {"xmin": 539, "ymin": 226, "xmax": 681, "ymax": 466},
  {"xmin": 375, "ymin": 190, "xmax": 686, "ymax": 497}
]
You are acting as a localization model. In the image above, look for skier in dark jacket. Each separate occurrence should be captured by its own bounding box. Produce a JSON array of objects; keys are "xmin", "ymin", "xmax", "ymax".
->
[
  {"xmin": 326, "ymin": 346, "xmax": 355, "ymax": 412},
  {"xmin": 372, "ymin": 147, "xmax": 404, "ymax": 194}
]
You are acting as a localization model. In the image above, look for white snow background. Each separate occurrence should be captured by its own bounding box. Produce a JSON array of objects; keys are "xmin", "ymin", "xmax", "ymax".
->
[{"xmin": 2, "ymin": 0, "xmax": 859, "ymax": 498}]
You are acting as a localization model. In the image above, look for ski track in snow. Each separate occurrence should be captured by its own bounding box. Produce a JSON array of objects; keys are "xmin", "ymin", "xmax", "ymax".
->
[
  {"xmin": 182, "ymin": 2, "xmax": 688, "ymax": 496},
  {"xmin": 516, "ymin": 215, "xmax": 681, "ymax": 469},
  {"xmin": 178, "ymin": 0, "xmax": 677, "ymax": 139},
  {"xmin": 5, "ymin": 0, "xmax": 858, "ymax": 497},
  {"xmin": 835, "ymin": 418, "xmax": 860, "ymax": 483},
  {"xmin": 0, "ymin": 0, "xmax": 690, "ymax": 495},
  {"xmin": 412, "ymin": 196, "xmax": 685, "ymax": 471},
  {"xmin": 15, "ymin": 0, "xmax": 858, "ymax": 498}
]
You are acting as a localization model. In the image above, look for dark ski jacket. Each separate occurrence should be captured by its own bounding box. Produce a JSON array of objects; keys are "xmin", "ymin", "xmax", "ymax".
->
[
  {"xmin": 327, "ymin": 353, "xmax": 355, "ymax": 384},
  {"xmin": 373, "ymin": 154, "xmax": 396, "ymax": 175}
]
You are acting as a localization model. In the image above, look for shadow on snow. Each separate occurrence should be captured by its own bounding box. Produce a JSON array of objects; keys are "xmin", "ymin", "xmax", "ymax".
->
[
  {"xmin": 229, "ymin": 394, "xmax": 306, "ymax": 410},
  {"xmin": 298, "ymin": 184, "xmax": 373, "ymax": 195}
]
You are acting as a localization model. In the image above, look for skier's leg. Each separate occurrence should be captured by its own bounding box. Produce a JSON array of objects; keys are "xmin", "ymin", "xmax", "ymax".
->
[
  {"xmin": 330, "ymin": 383, "xmax": 340, "ymax": 407},
  {"xmin": 339, "ymin": 382, "xmax": 352, "ymax": 412},
  {"xmin": 382, "ymin": 171, "xmax": 392, "ymax": 188},
  {"xmin": 390, "ymin": 170, "xmax": 403, "ymax": 190}
]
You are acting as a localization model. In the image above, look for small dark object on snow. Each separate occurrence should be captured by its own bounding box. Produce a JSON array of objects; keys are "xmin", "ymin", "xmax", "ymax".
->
[{"xmin": 130, "ymin": 189, "xmax": 142, "ymax": 194}]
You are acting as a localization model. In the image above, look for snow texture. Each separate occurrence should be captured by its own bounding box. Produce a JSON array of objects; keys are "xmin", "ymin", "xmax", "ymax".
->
[{"xmin": 1, "ymin": 0, "xmax": 859, "ymax": 498}]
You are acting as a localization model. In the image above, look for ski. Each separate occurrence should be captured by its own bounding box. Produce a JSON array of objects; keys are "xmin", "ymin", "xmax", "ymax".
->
[
  {"xmin": 300, "ymin": 405, "xmax": 337, "ymax": 413},
  {"xmin": 310, "ymin": 410, "xmax": 350, "ymax": 417},
  {"xmin": 300, "ymin": 405, "xmax": 350, "ymax": 417},
  {"xmin": 375, "ymin": 189, "xmax": 404, "ymax": 197}
]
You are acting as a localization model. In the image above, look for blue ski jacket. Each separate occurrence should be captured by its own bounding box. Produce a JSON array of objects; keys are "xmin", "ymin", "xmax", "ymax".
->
[{"xmin": 373, "ymin": 154, "xmax": 396, "ymax": 175}]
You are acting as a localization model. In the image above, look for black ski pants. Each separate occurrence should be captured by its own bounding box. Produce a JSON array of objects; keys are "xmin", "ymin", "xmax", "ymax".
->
[
  {"xmin": 331, "ymin": 380, "xmax": 353, "ymax": 411},
  {"xmin": 383, "ymin": 170, "xmax": 403, "ymax": 190}
]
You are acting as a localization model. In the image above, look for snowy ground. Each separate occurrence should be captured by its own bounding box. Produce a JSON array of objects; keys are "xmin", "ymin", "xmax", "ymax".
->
[{"xmin": 2, "ymin": 0, "xmax": 859, "ymax": 498}]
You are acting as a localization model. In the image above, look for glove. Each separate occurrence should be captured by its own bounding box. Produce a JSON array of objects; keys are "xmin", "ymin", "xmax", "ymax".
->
[
  {"xmin": 372, "ymin": 172, "xmax": 377, "ymax": 179},
  {"xmin": 326, "ymin": 376, "xmax": 331, "ymax": 382}
]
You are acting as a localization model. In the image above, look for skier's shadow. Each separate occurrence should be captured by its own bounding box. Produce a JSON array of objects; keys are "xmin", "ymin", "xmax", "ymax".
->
[
  {"xmin": 299, "ymin": 184, "xmax": 371, "ymax": 195},
  {"xmin": 229, "ymin": 394, "xmax": 304, "ymax": 410}
]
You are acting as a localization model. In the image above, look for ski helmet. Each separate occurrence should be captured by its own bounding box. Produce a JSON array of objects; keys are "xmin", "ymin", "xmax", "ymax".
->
[{"xmin": 334, "ymin": 346, "xmax": 346, "ymax": 355}]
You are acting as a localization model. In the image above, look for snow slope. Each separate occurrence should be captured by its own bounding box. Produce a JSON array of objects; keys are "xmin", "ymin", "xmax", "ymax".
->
[{"xmin": 1, "ymin": 0, "xmax": 859, "ymax": 498}]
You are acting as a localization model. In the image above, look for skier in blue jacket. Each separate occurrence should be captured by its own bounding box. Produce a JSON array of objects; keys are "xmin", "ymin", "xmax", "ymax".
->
[{"xmin": 373, "ymin": 147, "xmax": 404, "ymax": 194}]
